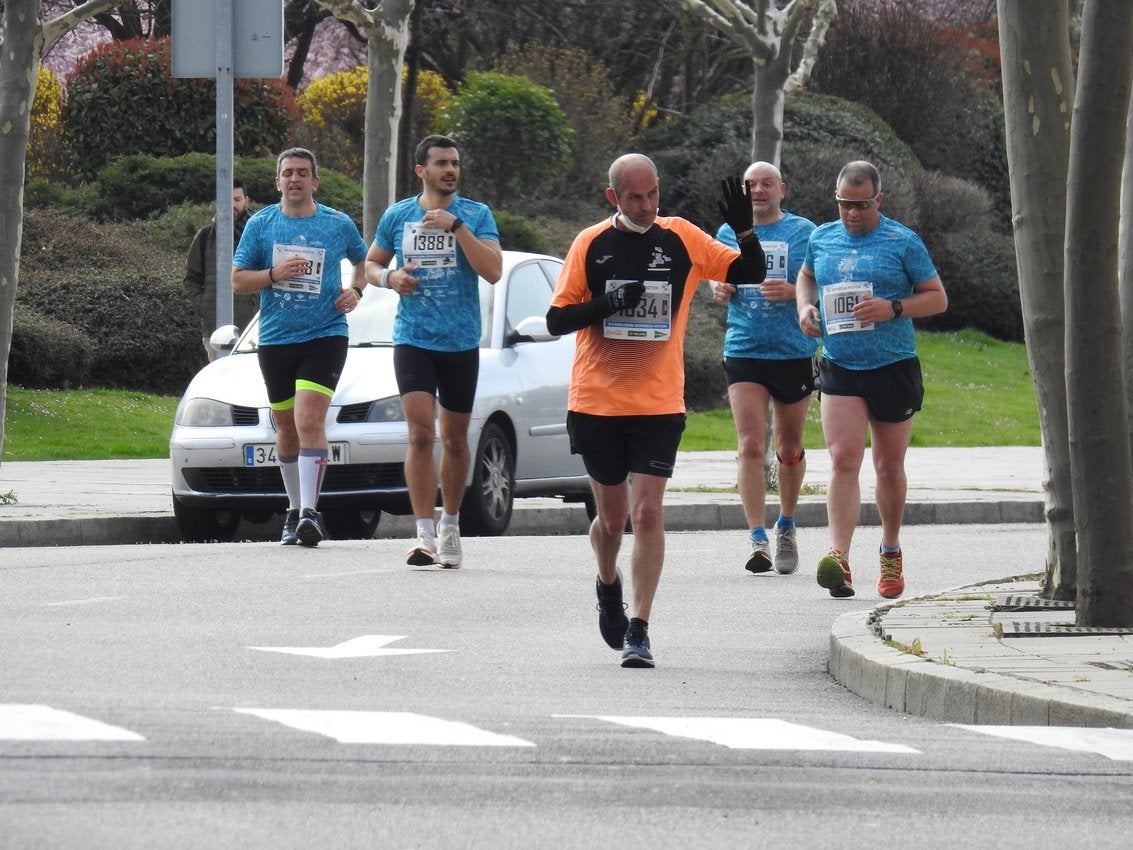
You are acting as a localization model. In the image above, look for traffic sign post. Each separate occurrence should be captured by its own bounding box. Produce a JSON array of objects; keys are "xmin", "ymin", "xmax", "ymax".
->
[{"xmin": 171, "ymin": 0, "xmax": 283, "ymax": 334}]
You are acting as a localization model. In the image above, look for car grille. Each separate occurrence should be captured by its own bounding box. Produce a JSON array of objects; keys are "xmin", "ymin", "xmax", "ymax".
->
[
  {"xmin": 232, "ymin": 405, "xmax": 260, "ymax": 425},
  {"xmin": 183, "ymin": 463, "xmax": 407, "ymax": 493},
  {"xmin": 337, "ymin": 402, "xmax": 372, "ymax": 423}
]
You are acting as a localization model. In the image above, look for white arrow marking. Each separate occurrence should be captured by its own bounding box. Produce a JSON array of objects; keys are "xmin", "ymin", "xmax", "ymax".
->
[
  {"xmin": 233, "ymin": 709, "xmax": 534, "ymax": 747},
  {"xmin": 0, "ymin": 704, "xmax": 145, "ymax": 741},
  {"xmin": 248, "ymin": 634, "xmax": 451, "ymax": 659},
  {"xmin": 953, "ymin": 725, "xmax": 1133, "ymax": 761},
  {"xmin": 557, "ymin": 715, "xmax": 919, "ymax": 753}
]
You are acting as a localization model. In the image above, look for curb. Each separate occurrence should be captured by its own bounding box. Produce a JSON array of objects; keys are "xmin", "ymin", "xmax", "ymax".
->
[{"xmin": 828, "ymin": 601, "xmax": 1133, "ymax": 729}]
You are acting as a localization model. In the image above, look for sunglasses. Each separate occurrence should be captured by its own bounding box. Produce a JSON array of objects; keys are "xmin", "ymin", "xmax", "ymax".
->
[{"xmin": 835, "ymin": 194, "xmax": 879, "ymax": 210}]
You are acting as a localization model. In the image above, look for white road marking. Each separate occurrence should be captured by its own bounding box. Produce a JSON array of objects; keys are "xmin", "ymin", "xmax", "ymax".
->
[
  {"xmin": 233, "ymin": 709, "xmax": 534, "ymax": 746},
  {"xmin": 953, "ymin": 725, "xmax": 1133, "ymax": 761},
  {"xmin": 300, "ymin": 568, "xmax": 397, "ymax": 579},
  {"xmin": 557, "ymin": 715, "xmax": 920, "ymax": 753},
  {"xmin": 0, "ymin": 704, "xmax": 145, "ymax": 741},
  {"xmin": 247, "ymin": 634, "xmax": 450, "ymax": 659},
  {"xmin": 45, "ymin": 595, "xmax": 127, "ymax": 607}
]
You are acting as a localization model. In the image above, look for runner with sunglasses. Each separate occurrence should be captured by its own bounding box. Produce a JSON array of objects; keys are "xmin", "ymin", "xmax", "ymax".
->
[{"xmin": 795, "ymin": 160, "xmax": 948, "ymax": 600}]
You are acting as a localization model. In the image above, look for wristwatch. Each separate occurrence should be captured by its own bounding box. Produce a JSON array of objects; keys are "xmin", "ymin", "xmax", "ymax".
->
[
  {"xmin": 890, "ymin": 299, "xmax": 904, "ymax": 317},
  {"xmin": 450, "ymin": 217, "xmax": 465, "ymax": 233}
]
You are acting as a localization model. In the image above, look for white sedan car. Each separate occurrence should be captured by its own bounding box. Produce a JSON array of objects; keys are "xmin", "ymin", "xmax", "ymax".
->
[{"xmin": 170, "ymin": 251, "xmax": 591, "ymax": 542}]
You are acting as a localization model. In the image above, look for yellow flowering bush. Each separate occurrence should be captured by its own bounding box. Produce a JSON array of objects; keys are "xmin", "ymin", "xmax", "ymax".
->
[
  {"xmin": 28, "ymin": 66, "xmax": 65, "ymax": 179},
  {"xmin": 297, "ymin": 66, "xmax": 450, "ymax": 180}
]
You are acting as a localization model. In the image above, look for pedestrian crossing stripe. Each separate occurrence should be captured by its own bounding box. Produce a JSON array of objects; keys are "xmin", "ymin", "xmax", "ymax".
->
[
  {"xmin": 232, "ymin": 709, "xmax": 535, "ymax": 746},
  {"xmin": 952, "ymin": 725, "xmax": 1133, "ymax": 761},
  {"xmin": 0, "ymin": 704, "xmax": 145, "ymax": 742},
  {"xmin": 556, "ymin": 715, "xmax": 920, "ymax": 753}
]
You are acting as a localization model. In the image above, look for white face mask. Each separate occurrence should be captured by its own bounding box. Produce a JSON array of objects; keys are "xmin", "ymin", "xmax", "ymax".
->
[{"xmin": 615, "ymin": 207, "xmax": 652, "ymax": 234}]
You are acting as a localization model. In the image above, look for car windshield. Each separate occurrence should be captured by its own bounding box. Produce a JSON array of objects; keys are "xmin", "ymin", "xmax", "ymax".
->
[{"xmin": 234, "ymin": 287, "xmax": 399, "ymax": 351}]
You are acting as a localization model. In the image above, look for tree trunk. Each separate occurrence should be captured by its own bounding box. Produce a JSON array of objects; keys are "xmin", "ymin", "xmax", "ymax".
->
[
  {"xmin": 1121, "ymin": 87, "xmax": 1133, "ymax": 469},
  {"xmin": 362, "ymin": 0, "xmax": 414, "ymax": 239},
  {"xmin": 1064, "ymin": 0, "xmax": 1133, "ymax": 627},
  {"xmin": 750, "ymin": 56, "xmax": 790, "ymax": 165},
  {"xmin": 0, "ymin": 0, "xmax": 120, "ymax": 460},
  {"xmin": 996, "ymin": 0, "xmax": 1077, "ymax": 600}
]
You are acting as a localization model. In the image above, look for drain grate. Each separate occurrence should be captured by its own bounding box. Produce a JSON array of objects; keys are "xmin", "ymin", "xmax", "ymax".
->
[
  {"xmin": 1000, "ymin": 621, "xmax": 1133, "ymax": 637},
  {"xmin": 994, "ymin": 595, "xmax": 1075, "ymax": 612}
]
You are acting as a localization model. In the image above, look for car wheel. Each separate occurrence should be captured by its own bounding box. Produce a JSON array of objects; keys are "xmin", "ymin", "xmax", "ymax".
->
[
  {"xmin": 172, "ymin": 497, "xmax": 240, "ymax": 543},
  {"xmin": 459, "ymin": 421, "xmax": 514, "ymax": 536},
  {"xmin": 322, "ymin": 507, "xmax": 381, "ymax": 540}
]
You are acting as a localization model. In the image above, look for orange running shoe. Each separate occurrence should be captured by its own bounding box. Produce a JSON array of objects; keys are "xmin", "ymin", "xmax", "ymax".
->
[{"xmin": 877, "ymin": 549, "xmax": 905, "ymax": 599}]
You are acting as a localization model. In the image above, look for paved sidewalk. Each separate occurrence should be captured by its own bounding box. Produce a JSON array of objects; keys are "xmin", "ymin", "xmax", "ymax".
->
[{"xmin": 4, "ymin": 446, "xmax": 1132, "ymax": 728}]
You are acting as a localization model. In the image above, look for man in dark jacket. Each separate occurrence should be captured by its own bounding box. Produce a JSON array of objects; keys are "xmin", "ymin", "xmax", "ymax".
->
[{"xmin": 184, "ymin": 178, "xmax": 257, "ymax": 359}]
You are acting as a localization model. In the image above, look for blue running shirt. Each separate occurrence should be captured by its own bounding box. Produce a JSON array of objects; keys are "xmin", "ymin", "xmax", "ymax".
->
[
  {"xmin": 803, "ymin": 214, "xmax": 937, "ymax": 370},
  {"xmin": 374, "ymin": 194, "xmax": 500, "ymax": 351},
  {"xmin": 234, "ymin": 203, "xmax": 368, "ymax": 346},
  {"xmin": 717, "ymin": 211, "xmax": 818, "ymax": 360}
]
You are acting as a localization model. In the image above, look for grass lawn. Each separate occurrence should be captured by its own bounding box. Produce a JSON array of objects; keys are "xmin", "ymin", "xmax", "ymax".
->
[
  {"xmin": 1, "ymin": 329, "xmax": 1039, "ymax": 462},
  {"xmin": 681, "ymin": 329, "xmax": 1040, "ymax": 451}
]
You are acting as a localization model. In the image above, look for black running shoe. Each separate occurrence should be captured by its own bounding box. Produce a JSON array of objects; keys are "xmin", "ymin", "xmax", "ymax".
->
[
  {"xmin": 281, "ymin": 509, "xmax": 300, "ymax": 546},
  {"xmin": 621, "ymin": 618, "xmax": 655, "ymax": 668},
  {"xmin": 596, "ymin": 575, "xmax": 630, "ymax": 649},
  {"xmin": 295, "ymin": 508, "xmax": 326, "ymax": 547}
]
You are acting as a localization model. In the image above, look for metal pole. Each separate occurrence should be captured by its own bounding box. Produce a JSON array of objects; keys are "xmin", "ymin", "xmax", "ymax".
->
[{"xmin": 214, "ymin": 0, "xmax": 235, "ymax": 330}]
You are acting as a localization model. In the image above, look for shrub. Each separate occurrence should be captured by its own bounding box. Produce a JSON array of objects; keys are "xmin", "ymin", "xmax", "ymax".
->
[
  {"xmin": 18, "ymin": 208, "xmax": 204, "ymax": 394},
  {"xmin": 442, "ymin": 71, "xmax": 573, "ymax": 211},
  {"xmin": 28, "ymin": 66, "xmax": 66, "ymax": 180},
  {"xmin": 62, "ymin": 37, "xmax": 296, "ymax": 181},
  {"xmin": 917, "ymin": 230, "xmax": 1023, "ymax": 343},
  {"xmin": 7, "ymin": 304, "xmax": 94, "ymax": 389},
  {"xmin": 74, "ymin": 153, "xmax": 361, "ymax": 230},
  {"xmin": 494, "ymin": 45, "xmax": 633, "ymax": 214},
  {"xmin": 494, "ymin": 211, "xmax": 551, "ymax": 254}
]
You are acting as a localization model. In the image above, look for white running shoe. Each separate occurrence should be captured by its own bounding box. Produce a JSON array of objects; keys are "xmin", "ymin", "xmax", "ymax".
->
[
  {"xmin": 407, "ymin": 532, "xmax": 437, "ymax": 566},
  {"xmin": 436, "ymin": 524, "xmax": 463, "ymax": 568}
]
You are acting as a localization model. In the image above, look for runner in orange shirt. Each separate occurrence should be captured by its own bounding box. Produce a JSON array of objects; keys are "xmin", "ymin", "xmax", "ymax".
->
[{"xmin": 547, "ymin": 153, "xmax": 766, "ymax": 668}]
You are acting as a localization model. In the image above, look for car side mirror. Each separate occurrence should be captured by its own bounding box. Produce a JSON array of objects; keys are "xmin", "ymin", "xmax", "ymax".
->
[
  {"xmin": 506, "ymin": 316, "xmax": 559, "ymax": 346},
  {"xmin": 209, "ymin": 324, "xmax": 241, "ymax": 357}
]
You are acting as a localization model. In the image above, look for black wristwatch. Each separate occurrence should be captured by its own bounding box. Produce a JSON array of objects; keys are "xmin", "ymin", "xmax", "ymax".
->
[
  {"xmin": 450, "ymin": 217, "xmax": 464, "ymax": 233},
  {"xmin": 890, "ymin": 299, "xmax": 904, "ymax": 317}
]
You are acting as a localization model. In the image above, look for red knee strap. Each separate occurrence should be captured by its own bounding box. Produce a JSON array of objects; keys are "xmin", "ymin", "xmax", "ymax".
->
[{"xmin": 776, "ymin": 449, "xmax": 805, "ymax": 467}]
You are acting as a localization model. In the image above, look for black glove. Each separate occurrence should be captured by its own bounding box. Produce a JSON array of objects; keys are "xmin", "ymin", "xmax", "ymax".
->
[
  {"xmin": 717, "ymin": 175, "xmax": 753, "ymax": 236},
  {"xmin": 607, "ymin": 280, "xmax": 645, "ymax": 312}
]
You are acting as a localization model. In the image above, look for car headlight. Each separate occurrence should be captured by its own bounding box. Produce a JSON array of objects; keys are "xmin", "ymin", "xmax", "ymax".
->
[
  {"xmin": 366, "ymin": 396, "xmax": 405, "ymax": 422},
  {"xmin": 175, "ymin": 397, "xmax": 235, "ymax": 427}
]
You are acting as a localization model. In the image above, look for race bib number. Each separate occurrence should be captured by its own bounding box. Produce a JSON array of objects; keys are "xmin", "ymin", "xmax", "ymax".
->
[
  {"xmin": 823, "ymin": 281, "xmax": 874, "ymax": 334},
  {"xmin": 271, "ymin": 244, "xmax": 326, "ymax": 296},
  {"xmin": 403, "ymin": 222, "xmax": 457, "ymax": 269},
  {"xmin": 762, "ymin": 240, "xmax": 789, "ymax": 280},
  {"xmin": 603, "ymin": 280, "xmax": 672, "ymax": 341}
]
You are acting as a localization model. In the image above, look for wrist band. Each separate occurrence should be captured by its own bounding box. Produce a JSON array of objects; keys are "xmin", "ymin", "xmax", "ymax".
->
[
  {"xmin": 267, "ymin": 266, "xmax": 276, "ymax": 283},
  {"xmin": 351, "ymin": 286, "xmax": 364, "ymax": 300},
  {"xmin": 450, "ymin": 217, "xmax": 464, "ymax": 233},
  {"xmin": 379, "ymin": 268, "xmax": 392, "ymax": 288}
]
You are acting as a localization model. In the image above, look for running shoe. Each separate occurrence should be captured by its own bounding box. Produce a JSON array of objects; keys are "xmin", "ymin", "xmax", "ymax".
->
[
  {"xmin": 621, "ymin": 620, "xmax": 655, "ymax": 668},
  {"xmin": 877, "ymin": 549, "xmax": 905, "ymax": 599},
  {"xmin": 596, "ymin": 574, "xmax": 630, "ymax": 649},
  {"xmin": 745, "ymin": 538, "xmax": 772, "ymax": 573},
  {"xmin": 436, "ymin": 524, "xmax": 463, "ymax": 569},
  {"xmin": 407, "ymin": 532, "xmax": 437, "ymax": 566},
  {"xmin": 774, "ymin": 526, "xmax": 799, "ymax": 574},
  {"xmin": 816, "ymin": 549, "xmax": 855, "ymax": 598},
  {"xmin": 295, "ymin": 508, "xmax": 326, "ymax": 547},
  {"xmin": 280, "ymin": 509, "xmax": 299, "ymax": 546}
]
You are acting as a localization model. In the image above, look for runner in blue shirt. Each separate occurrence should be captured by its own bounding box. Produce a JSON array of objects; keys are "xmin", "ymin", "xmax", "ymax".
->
[
  {"xmin": 713, "ymin": 161, "xmax": 817, "ymax": 577},
  {"xmin": 365, "ymin": 135, "xmax": 502, "ymax": 569},
  {"xmin": 233, "ymin": 147, "xmax": 369, "ymax": 548},
  {"xmin": 796, "ymin": 160, "xmax": 947, "ymax": 600}
]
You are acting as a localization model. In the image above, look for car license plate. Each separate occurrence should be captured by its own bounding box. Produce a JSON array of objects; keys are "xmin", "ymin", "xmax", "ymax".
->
[{"xmin": 243, "ymin": 443, "xmax": 349, "ymax": 467}]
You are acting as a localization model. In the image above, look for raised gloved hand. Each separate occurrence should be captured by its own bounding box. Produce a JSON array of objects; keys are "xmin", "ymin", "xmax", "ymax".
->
[
  {"xmin": 717, "ymin": 175, "xmax": 754, "ymax": 237},
  {"xmin": 607, "ymin": 280, "xmax": 645, "ymax": 312}
]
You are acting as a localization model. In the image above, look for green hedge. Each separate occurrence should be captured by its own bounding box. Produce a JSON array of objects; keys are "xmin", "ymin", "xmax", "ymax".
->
[{"xmin": 7, "ymin": 304, "xmax": 94, "ymax": 389}]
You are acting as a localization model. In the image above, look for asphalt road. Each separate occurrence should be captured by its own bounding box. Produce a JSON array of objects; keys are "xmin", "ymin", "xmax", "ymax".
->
[{"xmin": 3, "ymin": 525, "xmax": 1131, "ymax": 849}]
